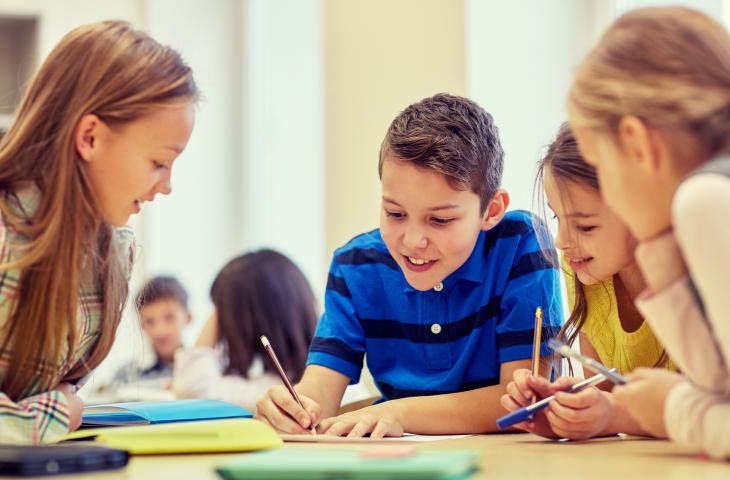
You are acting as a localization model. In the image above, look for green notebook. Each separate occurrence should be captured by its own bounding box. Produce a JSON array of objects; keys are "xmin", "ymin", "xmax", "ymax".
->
[{"xmin": 216, "ymin": 448, "xmax": 479, "ymax": 480}]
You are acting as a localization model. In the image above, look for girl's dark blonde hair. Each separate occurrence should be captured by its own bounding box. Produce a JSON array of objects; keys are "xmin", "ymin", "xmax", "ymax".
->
[
  {"xmin": 568, "ymin": 6, "xmax": 730, "ymax": 157},
  {"xmin": 0, "ymin": 21, "xmax": 198, "ymax": 400}
]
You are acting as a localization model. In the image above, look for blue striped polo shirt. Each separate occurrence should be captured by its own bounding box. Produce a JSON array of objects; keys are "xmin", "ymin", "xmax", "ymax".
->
[{"xmin": 307, "ymin": 210, "xmax": 563, "ymax": 401}]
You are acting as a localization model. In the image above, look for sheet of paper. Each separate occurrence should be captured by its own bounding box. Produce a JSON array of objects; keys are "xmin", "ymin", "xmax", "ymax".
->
[{"xmin": 280, "ymin": 433, "xmax": 470, "ymax": 443}]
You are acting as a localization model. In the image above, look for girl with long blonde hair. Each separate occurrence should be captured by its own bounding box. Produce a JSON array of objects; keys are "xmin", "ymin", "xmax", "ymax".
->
[
  {"xmin": 0, "ymin": 20, "xmax": 197, "ymax": 444},
  {"xmin": 568, "ymin": 7, "xmax": 730, "ymax": 458}
]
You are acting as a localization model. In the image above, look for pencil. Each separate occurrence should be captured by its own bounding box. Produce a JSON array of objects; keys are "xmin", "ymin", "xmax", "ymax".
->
[
  {"xmin": 530, "ymin": 307, "xmax": 543, "ymax": 404},
  {"xmin": 260, "ymin": 335, "xmax": 317, "ymax": 435}
]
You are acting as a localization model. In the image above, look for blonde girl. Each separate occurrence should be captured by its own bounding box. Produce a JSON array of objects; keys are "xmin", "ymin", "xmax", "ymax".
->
[
  {"xmin": 568, "ymin": 7, "xmax": 730, "ymax": 458},
  {"xmin": 0, "ymin": 21, "xmax": 197, "ymax": 444}
]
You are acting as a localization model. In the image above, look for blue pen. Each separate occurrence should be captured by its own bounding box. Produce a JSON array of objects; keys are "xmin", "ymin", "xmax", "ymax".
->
[{"xmin": 496, "ymin": 372, "xmax": 607, "ymax": 430}]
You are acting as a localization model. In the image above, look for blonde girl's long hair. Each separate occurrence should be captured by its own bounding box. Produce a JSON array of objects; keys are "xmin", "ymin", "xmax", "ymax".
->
[
  {"xmin": 568, "ymin": 7, "xmax": 730, "ymax": 157},
  {"xmin": 0, "ymin": 21, "xmax": 197, "ymax": 400}
]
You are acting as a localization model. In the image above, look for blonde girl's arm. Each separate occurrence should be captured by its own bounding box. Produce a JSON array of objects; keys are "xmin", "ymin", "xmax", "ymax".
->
[
  {"xmin": 0, "ymin": 389, "xmax": 73, "ymax": 444},
  {"xmin": 635, "ymin": 174, "xmax": 730, "ymax": 392},
  {"xmin": 636, "ymin": 173, "xmax": 730, "ymax": 457}
]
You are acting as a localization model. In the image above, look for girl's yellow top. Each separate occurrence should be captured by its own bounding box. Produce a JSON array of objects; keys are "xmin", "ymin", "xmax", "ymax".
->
[{"xmin": 564, "ymin": 265, "xmax": 676, "ymax": 375}]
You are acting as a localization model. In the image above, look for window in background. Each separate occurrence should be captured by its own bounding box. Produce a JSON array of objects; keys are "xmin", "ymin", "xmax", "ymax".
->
[{"xmin": 0, "ymin": 15, "xmax": 37, "ymax": 130}]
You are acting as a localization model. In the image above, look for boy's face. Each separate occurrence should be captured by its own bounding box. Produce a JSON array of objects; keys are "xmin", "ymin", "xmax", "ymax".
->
[
  {"xmin": 380, "ymin": 155, "xmax": 489, "ymax": 291},
  {"xmin": 139, "ymin": 298, "xmax": 191, "ymax": 362}
]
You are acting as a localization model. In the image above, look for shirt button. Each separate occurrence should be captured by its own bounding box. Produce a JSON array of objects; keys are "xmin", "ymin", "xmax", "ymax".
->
[
  {"xmin": 433, "ymin": 282, "xmax": 444, "ymax": 292},
  {"xmin": 431, "ymin": 323, "xmax": 442, "ymax": 335}
]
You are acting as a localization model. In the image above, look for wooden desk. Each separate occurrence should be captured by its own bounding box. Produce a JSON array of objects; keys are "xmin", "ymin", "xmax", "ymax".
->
[{"xmin": 6, "ymin": 434, "xmax": 730, "ymax": 479}]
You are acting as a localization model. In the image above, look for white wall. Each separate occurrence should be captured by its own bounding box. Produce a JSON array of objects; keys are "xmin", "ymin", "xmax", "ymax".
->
[
  {"xmin": 242, "ymin": 0, "xmax": 326, "ymax": 298},
  {"xmin": 466, "ymin": 0, "xmax": 614, "ymax": 213},
  {"xmin": 139, "ymin": 0, "xmax": 245, "ymax": 343},
  {"xmin": 136, "ymin": 0, "xmax": 326, "ymax": 351}
]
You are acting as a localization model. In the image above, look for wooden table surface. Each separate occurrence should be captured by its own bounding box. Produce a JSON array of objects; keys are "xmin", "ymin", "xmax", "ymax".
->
[{"xmin": 6, "ymin": 433, "xmax": 729, "ymax": 479}]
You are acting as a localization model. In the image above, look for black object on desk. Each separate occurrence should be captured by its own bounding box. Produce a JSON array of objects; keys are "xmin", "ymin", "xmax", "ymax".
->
[{"xmin": 0, "ymin": 444, "xmax": 128, "ymax": 476}]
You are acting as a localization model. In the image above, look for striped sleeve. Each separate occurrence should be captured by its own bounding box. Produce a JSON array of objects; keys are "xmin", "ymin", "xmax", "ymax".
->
[
  {"xmin": 307, "ymin": 256, "xmax": 365, "ymax": 383},
  {"xmin": 0, "ymin": 390, "xmax": 70, "ymax": 445},
  {"xmin": 496, "ymin": 218, "xmax": 563, "ymax": 363}
]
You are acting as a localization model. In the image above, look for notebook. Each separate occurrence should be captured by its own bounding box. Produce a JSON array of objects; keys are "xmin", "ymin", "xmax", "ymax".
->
[
  {"xmin": 216, "ymin": 448, "xmax": 479, "ymax": 480},
  {"xmin": 63, "ymin": 418, "xmax": 282, "ymax": 455},
  {"xmin": 81, "ymin": 399, "xmax": 251, "ymax": 427}
]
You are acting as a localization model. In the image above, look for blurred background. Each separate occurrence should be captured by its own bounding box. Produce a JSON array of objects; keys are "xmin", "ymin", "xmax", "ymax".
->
[{"xmin": 0, "ymin": 0, "xmax": 726, "ymax": 392}]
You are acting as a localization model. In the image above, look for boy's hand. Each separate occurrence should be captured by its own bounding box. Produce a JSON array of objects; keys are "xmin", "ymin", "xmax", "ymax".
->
[
  {"xmin": 317, "ymin": 403, "xmax": 404, "ymax": 439},
  {"xmin": 55, "ymin": 383, "xmax": 83, "ymax": 432},
  {"xmin": 256, "ymin": 386, "xmax": 322, "ymax": 434},
  {"xmin": 613, "ymin": 368, "xmax": 685, "ymax": 438},
  {"xmin": 545, "ymin": 376, "xmax": 612, "ymax": 440},
  {"xmin": 500, "ymin": 368, "xmax": 560, "ymax": 438}
]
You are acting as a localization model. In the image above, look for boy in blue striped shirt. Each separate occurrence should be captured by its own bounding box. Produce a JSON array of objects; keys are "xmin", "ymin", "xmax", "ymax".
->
[{"xmin": 257, "ymin": 93, "xmax": 562, "ymax": 437}]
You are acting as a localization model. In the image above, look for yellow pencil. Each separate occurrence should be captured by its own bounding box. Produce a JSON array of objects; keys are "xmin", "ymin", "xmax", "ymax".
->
[{"xmin": 530, "ymin": 307, "xmax": 543, "ymax": 404}]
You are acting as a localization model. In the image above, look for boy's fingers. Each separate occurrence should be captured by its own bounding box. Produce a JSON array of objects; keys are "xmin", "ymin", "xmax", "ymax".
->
[
  {"xmin": 271, "ymin": 389, "xmax": 310, "ymax": 427},
  {"xmin": 347, "ymin": 418, "xmax": 375, "ymax": 438},
  {"xmin": 370, "ymin": 419, "xmax": 391, "ymax": 439},
  {"xmin": 264, "ymin": 404, "xmax": 309, "ymax": 434},
  {"xmin": 324, "ymin": 420, "xmax": 351, "ymax": 437},
  {"xmin": 300, "ymin": 396, "xmax": 322, "ymax": 426}
]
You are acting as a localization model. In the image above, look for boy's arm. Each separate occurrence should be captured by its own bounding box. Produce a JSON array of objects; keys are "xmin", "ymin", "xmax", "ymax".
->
[
  {"xmin": 318, "ymin": 359, "xmax": 530, "ymax": 437},
  {"xmin": 295, "ymin": 365, "xmax": 350, "ymax": 419}
]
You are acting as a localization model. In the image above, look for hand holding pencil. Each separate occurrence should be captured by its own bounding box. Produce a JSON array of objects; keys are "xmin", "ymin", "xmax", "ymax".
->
[{"xmin": 257, "ymin": 336, "xmax": 319, "ymax": 435}]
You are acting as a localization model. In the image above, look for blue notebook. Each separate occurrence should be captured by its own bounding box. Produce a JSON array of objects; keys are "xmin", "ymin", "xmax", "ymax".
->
[{"xmin": 81, "ymin": 400, "xmax": 252, "ymax": 427}]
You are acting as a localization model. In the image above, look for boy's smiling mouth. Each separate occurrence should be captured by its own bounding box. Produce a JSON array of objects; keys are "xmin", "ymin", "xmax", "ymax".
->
[{"xmin": 403, "ymin": 255, "xmax": 438, "ymax": 272}]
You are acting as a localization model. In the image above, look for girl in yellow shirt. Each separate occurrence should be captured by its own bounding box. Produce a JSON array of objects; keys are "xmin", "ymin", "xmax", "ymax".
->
[{"xmin": 501, "ymin": 123, "xmax": 672, "ymax": 440}]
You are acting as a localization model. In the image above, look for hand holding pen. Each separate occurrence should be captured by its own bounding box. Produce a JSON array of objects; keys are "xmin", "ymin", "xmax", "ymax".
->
[
  {"xmin": 499, "ymin": 338, "xmax": 628, "ymax": 437},
  {"xmin": 259, "ymin": 335, "xmax": 317, "ymax": 435}
]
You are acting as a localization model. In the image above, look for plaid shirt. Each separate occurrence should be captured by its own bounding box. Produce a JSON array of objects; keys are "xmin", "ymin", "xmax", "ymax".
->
[{"xmin": 0, "ymin": 186, "xmax": 134, "ymax": 444}]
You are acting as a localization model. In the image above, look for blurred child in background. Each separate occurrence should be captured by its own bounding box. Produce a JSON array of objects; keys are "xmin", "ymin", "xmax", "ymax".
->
[
  {"xmin": 109, "ymin": 276, "xmax": 191, "ymax": 390},
  {"xmin": 173, "ymin": 249, "xmax": 317, "ymax": 412}
]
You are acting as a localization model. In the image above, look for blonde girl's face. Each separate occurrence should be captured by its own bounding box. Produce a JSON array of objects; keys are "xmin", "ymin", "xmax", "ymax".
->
[
  {"xmin": 76, "ymin": 101, "xmax": 196, "ymax": 227},
  {"xmin": 544, "ymin": 168, "xmax": 636, "ymax": 285}
]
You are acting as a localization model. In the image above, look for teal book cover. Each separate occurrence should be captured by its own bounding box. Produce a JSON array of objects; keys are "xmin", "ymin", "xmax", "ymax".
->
[
  {"xmin": 81, "ymin": 399, "xmax": 252, "ymax": 427},
  {"xmin": 216, "ymin": 449, "xmax": 479, "ymax": 480}
]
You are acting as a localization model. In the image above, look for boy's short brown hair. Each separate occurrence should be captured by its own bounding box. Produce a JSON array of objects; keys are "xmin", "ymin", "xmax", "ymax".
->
[
  {"xmin": 135, "ymin": 276, "xmax": 189, "ymax": 312},
  {"xmin": 378, "ymin": 93, "xmax": 504, "ymax": 212}
]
